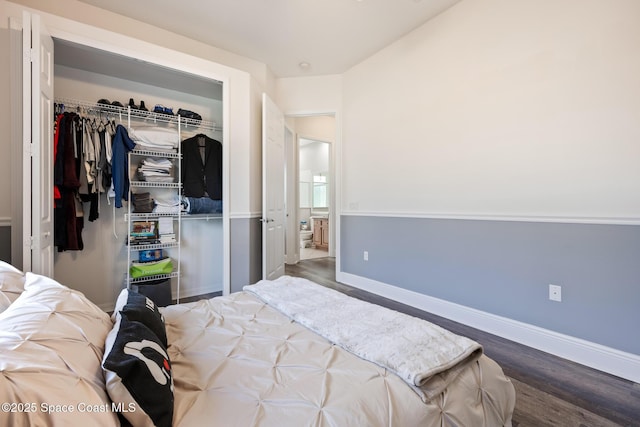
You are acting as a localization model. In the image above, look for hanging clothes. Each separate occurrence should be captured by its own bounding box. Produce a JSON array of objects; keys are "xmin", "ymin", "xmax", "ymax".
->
[
  {"xmin": 102, "ymin": 120, "xmax": 115, "ymax": 192},
  {"xmin": 96, "ymin": 121, "xmax": 108, "ymax": 194},
  {"xmin": 54, "ymin": 111, "xmax": 84, "ymax": 251},
  {"xmin": 111, "ymin": 124, "xmax": 137, "ymax": 208},
  {"xmin": 53, "ymin": 114, "xmax": 64, "ymax": 201},
  {"xmin": 52, "ymin": 103, "xmax": 120, "ymax": 250},
  {"xmin": 78, "ymin": 117, "xmax": 101, "ymax": 221},
  {"xmin": 181, "ymin": 134, "xmax": 222, "ymax": 200}
]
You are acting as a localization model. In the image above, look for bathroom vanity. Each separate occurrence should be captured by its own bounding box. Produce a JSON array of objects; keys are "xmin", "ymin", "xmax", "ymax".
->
[{"xmin": 312, "ymin": 217, "xmax": 329, "ymax": 250}]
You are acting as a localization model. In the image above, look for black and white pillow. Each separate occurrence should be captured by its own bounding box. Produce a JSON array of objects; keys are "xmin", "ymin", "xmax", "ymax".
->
[
  {"xmin": 113, "ymin": 288, "xmax": 167, "ymax": 346},
  {"xmin": 103, "ymin": 313, "xmax": 173, "ymax": 427}
]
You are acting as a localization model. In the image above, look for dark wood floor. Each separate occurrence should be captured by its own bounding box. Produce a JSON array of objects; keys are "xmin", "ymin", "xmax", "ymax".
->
[{"xmin": 285, "ymin": 257, "xmax": 640, "ymax": 427}]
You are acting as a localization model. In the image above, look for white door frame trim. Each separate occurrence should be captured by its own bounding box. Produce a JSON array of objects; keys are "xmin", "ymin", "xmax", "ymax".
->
[
  {"xmin": 283, "ymin": 110, "xmax": 341, "ymax": 276},
  {"xmin": 12, "ymin": 6, "xmax": 232, "ymax": 293}
]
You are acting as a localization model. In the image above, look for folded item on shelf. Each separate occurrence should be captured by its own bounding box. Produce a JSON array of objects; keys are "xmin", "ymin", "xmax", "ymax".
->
[
  {"xmin": 132, "ymin": 192, "xmax": 155, "ymax": 213},
  {"xmin": 153, "ymin": 207, "xmax": 180, "ymax": 215},
  {"xmin": 139, "ymin": 174, "xmax": 175, "ymax": 183},
  {"xmin": 128, "ymin": 127, "xmax": 179, "ymax": 150},
  {"xmin": 157, "ymin": 217, "xmax": 174, "ymax": 236},
  {"xmin": 158, "ymin": 234, "xmax": 176, "ymax": 244},
  {"xmin": 139, "ymin": 249, "xmax": 163, "ymax": 262},
  {"xmin": 154, "ymin": 193, "xmax": 180, "ymax": 207},
  {"xmin": 137, "ymin": 157, "xmax": 174, "ymax": 183},
  {"xmin": 139, "ymin": 157, "xmax": 172, "ymax": 169},
  {"xmin": 182, "ymin": 196, "xmax": 222, "ymax": 214},
  {"xmin": 153, "ymin": 193, "xmax": 181, "ymax": 215},
  {"xmin": 129, "ymin": 257, "xmax": 173, "ymax": 278}
]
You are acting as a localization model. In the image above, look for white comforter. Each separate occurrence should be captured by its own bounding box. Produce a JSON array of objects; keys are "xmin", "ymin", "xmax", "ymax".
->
[
  {"xmin": 162, "ymin": 278, "xmax": 516, "ymax": 427},
  {"xmin": 245, "ymin": 276, "xmax": 483, "ymax": 402}
]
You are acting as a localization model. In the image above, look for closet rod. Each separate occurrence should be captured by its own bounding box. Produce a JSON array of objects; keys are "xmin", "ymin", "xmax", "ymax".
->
[{"xmin": 54, "ymin": 97, "xmax": 221, "ymax": 132}]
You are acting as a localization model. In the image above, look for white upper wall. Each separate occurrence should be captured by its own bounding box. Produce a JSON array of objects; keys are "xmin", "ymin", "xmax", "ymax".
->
[
  {"xmin": 294, "ymin": 116, "xmax": 336, "ymax": 144},
  {"xmin": 341, "ymin": 0, "xmax": 640, "ymax": 220},
  {"xmin": 276, "ymin": 75, "xmax": 342, "ymax": 115}
]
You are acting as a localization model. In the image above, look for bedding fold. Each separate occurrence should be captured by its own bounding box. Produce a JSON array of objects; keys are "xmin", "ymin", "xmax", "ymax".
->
[{"xmin": 244, "ymin": 276, "xmax": 483, "ymax": 401}]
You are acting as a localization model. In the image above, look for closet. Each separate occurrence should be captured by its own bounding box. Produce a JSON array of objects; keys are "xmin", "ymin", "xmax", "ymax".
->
[{"xmin": 50, "ymin": 38, "xmax": 225, "ymax": 310}]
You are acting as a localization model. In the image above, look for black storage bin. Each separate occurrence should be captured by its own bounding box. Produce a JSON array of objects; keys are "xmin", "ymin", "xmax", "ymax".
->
[{"xmin": 132, "ymin": 279, "xmax": 172, "ymax": 307}]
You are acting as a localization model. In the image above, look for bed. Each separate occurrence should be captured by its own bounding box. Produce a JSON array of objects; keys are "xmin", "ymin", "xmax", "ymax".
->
[{"xmin": 0, "ymin": 261, "xmax": 515, "ymax": 426}]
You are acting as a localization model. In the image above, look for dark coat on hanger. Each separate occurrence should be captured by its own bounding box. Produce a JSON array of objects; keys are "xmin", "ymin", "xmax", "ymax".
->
[
  {"xmin": 181, "ymin": 134, "xmax": 222, "ymax": 200},
  {"xmin": 112, "ymin": 124, "xmax": 136, "ymax": 208}
]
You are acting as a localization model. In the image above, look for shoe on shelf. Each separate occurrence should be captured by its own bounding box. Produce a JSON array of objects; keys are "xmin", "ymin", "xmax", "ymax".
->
[
  {"xmin": 153, "ymin": 105, "xmax": 174, "ymax": 116},
  {"xmin": 111, "ymin": 101, "xmax": 124, "ymax": 107},
  {"xmin": 128, "ymin": 98, "xmax": 139, "ymax": 110},
  {"xmin": 139, "ymin": 100, "xmax": 148, "ymax": 111},
  {"xmin": 177, "ymin": 108, "xmax": 202, "ymax": 121}
]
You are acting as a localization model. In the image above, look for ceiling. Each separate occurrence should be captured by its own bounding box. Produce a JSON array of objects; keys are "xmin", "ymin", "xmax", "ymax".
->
[{"xmin": 77, "ymin": 0, "xmax": 462, "ymax": 78}]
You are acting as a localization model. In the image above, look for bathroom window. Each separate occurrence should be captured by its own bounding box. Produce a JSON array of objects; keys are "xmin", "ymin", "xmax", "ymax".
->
[{"xmin": 313, "ymin": 175, "xmax": 328, "ymax": 208}]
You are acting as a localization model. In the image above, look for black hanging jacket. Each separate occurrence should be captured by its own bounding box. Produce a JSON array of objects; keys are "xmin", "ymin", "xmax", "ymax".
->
[{"xmin": 181, "ymin": 134, "xmax": 222, "ymax": 200}]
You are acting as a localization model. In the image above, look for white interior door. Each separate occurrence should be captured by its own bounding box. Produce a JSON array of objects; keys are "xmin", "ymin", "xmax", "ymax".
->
[
  {"xmin": 284, "ymin": 125, "xmax": 298, "ymax": 265},
  {"xmin": 22, "ymin": 12, "xmax": 54, "ymax": 276},
  {"xmin": 262, "ymin": 93, "xmax": 285, "ymax": 280}
]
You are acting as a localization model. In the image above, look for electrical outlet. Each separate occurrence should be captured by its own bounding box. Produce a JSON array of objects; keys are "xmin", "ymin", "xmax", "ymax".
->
[
  {"xmin": 549, "ymin": 284, "xmax": 562, "ymax": 302},
  {"xmin": 363, "ymin": 251, "xmax": 369, "ymax": 261}
]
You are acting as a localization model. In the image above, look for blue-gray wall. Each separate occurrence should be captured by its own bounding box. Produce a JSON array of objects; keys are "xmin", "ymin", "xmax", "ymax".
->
[
  {"xmin": 0, "ymin": 226, "xmax": 10, "ymax": 263},
  {"xmin": 341, "ymin": 215, "xmax": 640, "ymax": 355},
  {"xmin": 230, "ymin": 217, "xmax": 262, "ymax": 293}
]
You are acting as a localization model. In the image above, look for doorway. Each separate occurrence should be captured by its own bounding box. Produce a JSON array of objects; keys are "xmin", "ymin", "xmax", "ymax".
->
[
  {"xmin": 299, "ymin": 138, "xmax": 330, "ymax": 260},
  {"xmin": 283, "ymin": 114, "xmax": 336, "ymax": 265}
]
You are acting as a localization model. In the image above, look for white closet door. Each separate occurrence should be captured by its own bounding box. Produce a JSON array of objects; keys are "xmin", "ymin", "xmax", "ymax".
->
[
  {"xmin": 262, "ymin": 93, "xmax": 285, "ymax": 280},
  {"xmin": 22, "ymin": 12, "xmax": 54, "ymax": 276}
]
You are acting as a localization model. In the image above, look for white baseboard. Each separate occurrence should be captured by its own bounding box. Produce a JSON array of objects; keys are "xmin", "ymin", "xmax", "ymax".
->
[{"xmin": 337, "ymin": 271, "xmax": 640, "ymax": 384}]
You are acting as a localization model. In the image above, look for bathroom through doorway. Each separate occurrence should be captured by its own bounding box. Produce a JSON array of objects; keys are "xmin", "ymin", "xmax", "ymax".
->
[
  {"xmin": 284, "ymin": 114, "xmax": 336, "ymax": 264},
  {"xmin": 299, "ymin": 138, "xmax": 330, "ymax": 260}
]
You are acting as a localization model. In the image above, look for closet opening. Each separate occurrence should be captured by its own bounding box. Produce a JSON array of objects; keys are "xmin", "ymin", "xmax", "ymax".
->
[{"xmin": 49, "ymin": 38, "xmax": 226, "ymax": 310}]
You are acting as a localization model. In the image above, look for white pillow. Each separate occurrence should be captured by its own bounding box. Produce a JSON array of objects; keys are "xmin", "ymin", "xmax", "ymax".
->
[
  {"xmin": 0, "ymin": 272, "xmax": 119, "ymax": 427},
  {"xmin": 0, "ymin": 261, "xmax": 26, "ymax": 313}
]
